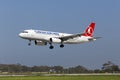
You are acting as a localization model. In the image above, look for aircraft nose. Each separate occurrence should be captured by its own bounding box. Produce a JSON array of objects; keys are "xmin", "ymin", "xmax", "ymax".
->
[{"xmin": 19, "ymin": 33, "xmax": 22, "ymax": 37}]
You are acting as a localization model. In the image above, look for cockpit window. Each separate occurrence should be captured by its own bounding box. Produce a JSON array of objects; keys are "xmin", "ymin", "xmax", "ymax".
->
[{"xmin": 22, "ymin": 31, "xmax": 28, "ymax": 33}]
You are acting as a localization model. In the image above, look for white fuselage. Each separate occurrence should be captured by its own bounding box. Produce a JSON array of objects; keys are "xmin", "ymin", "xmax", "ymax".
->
[{"xmin": 19, "ymin": 29, "xmax": 91, "ymax": 44}]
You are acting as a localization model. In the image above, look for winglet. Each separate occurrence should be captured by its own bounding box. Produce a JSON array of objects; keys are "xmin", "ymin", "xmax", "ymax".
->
[{"xmin": 82, "ymin": 22, "xmax": 95, "ymax": 37}]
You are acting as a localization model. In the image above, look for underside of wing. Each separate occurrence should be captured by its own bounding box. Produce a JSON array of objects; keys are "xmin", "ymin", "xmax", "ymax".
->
[{"xmin": 58, "ymin": 33, "xmax": 84, "ymax": 41}]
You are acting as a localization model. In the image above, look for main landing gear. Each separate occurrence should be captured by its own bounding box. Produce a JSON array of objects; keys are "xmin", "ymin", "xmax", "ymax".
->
[
  {"xmin": 60, "ymin": 44, "xmax": 64, "ymax": 48},
  {"xmin": 49, "ymin": 45, "xmax": 54, "ymax": 49},
  {"xmin": 49, "ymin": 44, "xmax": 64, "ymax": 49},
  {"xmin": 49, "ymin": 38, "xmax": 65, "ymax": 49},
  {"xmin": 49, "ymin": 42, "xmax": 65, "ymax": 49},
  {"xmin": 60, "ymin": 39, "xmax": 64, "ymax": 48},
  {"xmin": 49, "ymin": 38, "xmax": 54, "ymax": 49}
]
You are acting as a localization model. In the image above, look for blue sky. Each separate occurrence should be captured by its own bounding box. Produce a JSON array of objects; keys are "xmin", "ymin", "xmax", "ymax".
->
[{"xmin": 0, "ymin": 0, "xmax": 120, "ymax": 69}]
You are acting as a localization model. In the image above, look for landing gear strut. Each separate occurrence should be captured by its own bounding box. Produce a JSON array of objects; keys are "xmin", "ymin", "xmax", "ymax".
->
[
  {"xmin": 49, "ymin": 38, "xmax": 54, "ymax": 49},
  {"xmin": 28, "ymin": 40, "xmax": 31, "ymax": 46},
  {"xmin": 60, "ymin": 38, "xmax": 64, "ymax": 48}
]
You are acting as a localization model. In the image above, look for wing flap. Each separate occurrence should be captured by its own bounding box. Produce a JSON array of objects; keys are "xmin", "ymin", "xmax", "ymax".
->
[{"xmin": 58, "ymin": 33, "xmax": 84, "ymax": 41}]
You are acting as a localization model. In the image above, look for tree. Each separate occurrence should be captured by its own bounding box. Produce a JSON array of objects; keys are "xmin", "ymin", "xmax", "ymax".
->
[
  {"xmin": 102, "ymin": 61, "xmax": 120, "ymax": 73},
  {"xmin": 68, "ymin": 65, "xmax": 89, "ymax": 73}
]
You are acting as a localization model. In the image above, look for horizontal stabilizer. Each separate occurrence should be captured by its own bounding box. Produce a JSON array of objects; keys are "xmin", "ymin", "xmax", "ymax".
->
[{"xmin": 88, "ymin": 37, "xmax": 102, "ymax": 41}]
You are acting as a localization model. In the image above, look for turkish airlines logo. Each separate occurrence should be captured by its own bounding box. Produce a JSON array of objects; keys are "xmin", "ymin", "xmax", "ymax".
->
[{"xmin": 86, "ymin": 27, "xmax": 93, "ymax": 35}]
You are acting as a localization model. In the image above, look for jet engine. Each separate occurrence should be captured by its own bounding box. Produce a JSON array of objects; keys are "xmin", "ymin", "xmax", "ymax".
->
[{"xmin": 35, "ymin": 40, "xmax": 47, "ymax": 46}]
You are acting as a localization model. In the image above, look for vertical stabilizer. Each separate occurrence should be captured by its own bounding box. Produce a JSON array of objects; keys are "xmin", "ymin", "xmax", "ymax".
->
[{"xmin": 82, "ymin": 22, "xmax": 95, "ymax": 37}]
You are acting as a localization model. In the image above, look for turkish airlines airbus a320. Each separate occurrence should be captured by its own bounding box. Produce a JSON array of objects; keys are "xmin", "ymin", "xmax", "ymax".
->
[{"xmin": 19, "ymin": 22, "xmax": 100, "ymax": 49}]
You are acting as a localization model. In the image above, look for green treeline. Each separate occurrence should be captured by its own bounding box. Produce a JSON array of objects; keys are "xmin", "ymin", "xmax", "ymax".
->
[{"xmin": 0, "ymin": 61, "xmax": 119, "ymax": 73}]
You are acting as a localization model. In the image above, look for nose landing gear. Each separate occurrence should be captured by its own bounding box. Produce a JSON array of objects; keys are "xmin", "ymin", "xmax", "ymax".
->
[{"xmin": 28, "ymin": 40, "xmax": 31, "ymax": 46}]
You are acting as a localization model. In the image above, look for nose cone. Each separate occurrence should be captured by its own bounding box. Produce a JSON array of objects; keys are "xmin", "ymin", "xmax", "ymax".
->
[{"xmin": 19, "ymin": 33, "xmax": 23, "ymax": 38}]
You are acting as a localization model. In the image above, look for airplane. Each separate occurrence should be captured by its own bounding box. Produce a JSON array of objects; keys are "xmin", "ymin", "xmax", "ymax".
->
[{"xmin": 19, "ymin": 22, "xmax": 100, "ymax": 49}]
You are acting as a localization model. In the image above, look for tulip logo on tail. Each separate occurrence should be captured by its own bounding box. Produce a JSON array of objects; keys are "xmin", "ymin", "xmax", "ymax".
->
[{"xmin": 83, "ymin": 22, "xmax": 95, "ymax": 37}]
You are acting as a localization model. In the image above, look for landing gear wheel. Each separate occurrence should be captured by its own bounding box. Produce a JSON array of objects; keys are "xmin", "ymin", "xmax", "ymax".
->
[
  {"xmin": 49, "ymin": 46, "xmax": 54, "ymax": 49},
  {"xmin": 60, "ymin": 44, "xmax": 64, "ymax": 48},
  {"xmin": 28, "ymin": 43, "xmax": 31, "ymax": 46},
  {"xmin": 28, "ymin": 40, "xmax": 31, "ymax": 46}
]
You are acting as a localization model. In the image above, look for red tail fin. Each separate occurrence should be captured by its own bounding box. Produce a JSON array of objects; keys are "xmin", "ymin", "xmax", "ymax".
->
[{"xmin": 82, "ymin": 22, "xmax": 95, "ymax": 37}]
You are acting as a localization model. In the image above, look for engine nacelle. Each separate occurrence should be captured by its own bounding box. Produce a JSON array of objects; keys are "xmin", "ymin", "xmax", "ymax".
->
[{"xmin": 35, "ymin": 40, "xmax": 47, "ymax": 46}]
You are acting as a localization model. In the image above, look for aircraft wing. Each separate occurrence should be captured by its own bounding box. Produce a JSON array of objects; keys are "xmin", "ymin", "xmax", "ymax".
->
[{"xmin": 58, "ymin": 33, "xmax": 84, "ymax": 41}]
